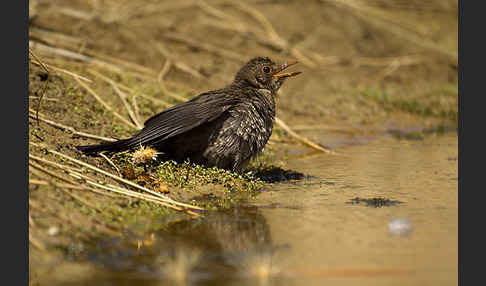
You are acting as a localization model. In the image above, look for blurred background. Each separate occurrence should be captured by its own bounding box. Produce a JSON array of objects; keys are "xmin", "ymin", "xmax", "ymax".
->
[{"xmin": 29, "ymin": 0, "xmax": 458, "ymax": 143}]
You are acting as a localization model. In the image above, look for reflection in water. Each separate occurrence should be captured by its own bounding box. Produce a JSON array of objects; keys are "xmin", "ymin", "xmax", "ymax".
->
[
  {"xmin": 76, "ymin": 206, "xmax": 287, "ymax": 286},
  {"xmin": 40, "ymin": 133, "xmax": 458, "ymax": 286},
  {"xmin": 158, "ymin": 247, "xmax": 202, "ymax": 285}
]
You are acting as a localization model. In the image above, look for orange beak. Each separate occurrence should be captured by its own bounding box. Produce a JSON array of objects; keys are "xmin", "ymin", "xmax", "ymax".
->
[{"xmin": 272, "ymin": 61, "xmax": 301, "ymax": 79}]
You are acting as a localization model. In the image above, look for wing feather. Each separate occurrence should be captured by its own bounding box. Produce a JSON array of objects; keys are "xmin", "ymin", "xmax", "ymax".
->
[{"xmin": 132, "ymin": 91, "xmax": 238, "ymax": 146}]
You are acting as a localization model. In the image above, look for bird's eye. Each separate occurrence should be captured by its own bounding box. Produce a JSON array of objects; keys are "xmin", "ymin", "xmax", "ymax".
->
[{"xmin": 262, "ymin": 66, "xmax": 272, "ymax": 74}]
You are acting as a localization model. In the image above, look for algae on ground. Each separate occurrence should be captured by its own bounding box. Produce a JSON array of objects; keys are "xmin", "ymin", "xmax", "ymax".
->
[{"xmin": 360, "ymin": 85, "xmax": 458, "ymax": 123}]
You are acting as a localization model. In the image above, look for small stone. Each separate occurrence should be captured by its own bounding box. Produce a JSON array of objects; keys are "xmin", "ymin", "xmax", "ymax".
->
[
  {"xmin": 388, "ymin": 218, "xmax": 413, "ymax": 237},
  {"xmin": 47, "ymin": 226, "xmax": 59, "ymax": 236}
]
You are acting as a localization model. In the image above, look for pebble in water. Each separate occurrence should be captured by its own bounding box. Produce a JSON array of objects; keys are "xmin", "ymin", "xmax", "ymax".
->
[{"xmin": 388, "ymin": 218, "xmax": 413, "ymax": 236}]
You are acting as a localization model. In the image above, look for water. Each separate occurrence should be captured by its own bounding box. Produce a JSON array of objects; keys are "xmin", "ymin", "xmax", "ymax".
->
[
  {"xmin": 253, "ymin": 132, "xmax": 458, "ymax": 286},
  {"xmin": 50, "ymin": 133, "xmax": 458, "ymax": 286}
]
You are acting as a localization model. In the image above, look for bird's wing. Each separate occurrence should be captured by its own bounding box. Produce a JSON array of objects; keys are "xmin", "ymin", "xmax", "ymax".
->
[{"xmin": 133, "ymin": 91, "xmax": 238, "ymax": 145}]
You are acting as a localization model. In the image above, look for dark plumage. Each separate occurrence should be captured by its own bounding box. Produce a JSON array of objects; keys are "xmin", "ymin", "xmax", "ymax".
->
[{"xmin": 76, "ymin": 57, "xmax": 301, "ymax": 172}]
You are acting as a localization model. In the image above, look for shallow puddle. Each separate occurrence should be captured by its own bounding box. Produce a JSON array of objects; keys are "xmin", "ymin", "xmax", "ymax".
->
[
  {"xmin": 253, "ymin": 132, "xmax": 458, "ymax": 285},
  {"xmin": 46, "ymin": 133, "xmax": 458, "ymax": 286}
]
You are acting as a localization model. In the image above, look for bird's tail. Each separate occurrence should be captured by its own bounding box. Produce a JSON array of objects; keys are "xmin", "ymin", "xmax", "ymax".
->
[{"xmin": 76, "ymin": 138, "xmax": 142, "ymax": 155}]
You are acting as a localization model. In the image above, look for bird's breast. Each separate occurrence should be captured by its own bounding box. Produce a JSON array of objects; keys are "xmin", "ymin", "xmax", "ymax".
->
[{"xmin": 232, "ymin": 99, "xmax": 274, "ymax": 149}]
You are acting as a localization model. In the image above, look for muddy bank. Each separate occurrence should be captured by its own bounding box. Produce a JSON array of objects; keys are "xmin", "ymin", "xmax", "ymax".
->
[{"xmin": 29, "ymin": 0, "xmax": 457, "ymax": 284}]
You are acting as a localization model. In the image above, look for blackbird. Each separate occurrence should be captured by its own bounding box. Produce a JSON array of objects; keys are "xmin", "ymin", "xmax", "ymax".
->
[{"xmin": 76, "ymin": 57, "xmax": 301, "ymax": 172}]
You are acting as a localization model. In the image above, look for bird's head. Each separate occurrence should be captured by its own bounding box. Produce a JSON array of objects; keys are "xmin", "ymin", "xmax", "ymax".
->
[{"xmin": 233, "ymin": 57, "xmax": 301, "ymax": 93}]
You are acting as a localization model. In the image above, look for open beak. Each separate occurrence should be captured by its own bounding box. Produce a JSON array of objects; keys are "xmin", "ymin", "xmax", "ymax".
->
[{"xmin": 272, "ymin": 61, "xmax": 302, "ymax": 79}]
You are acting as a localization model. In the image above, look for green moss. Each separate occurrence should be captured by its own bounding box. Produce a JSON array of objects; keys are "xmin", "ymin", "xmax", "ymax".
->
[
  {"xmin": 111, "ymin": 150, "xmax": 265, "ymax": 193},
  {"xmin": 101, "ymin": 200, "xmax": 173, "ymax": 231},
  {"xmin": 153, "ymin": 160, "xmax": 266, "ymax": 193},
  {"xmin": 108, "ymin": 150, "xmax": 267, "ymax": 213},
  {"xmin": 360, "ymin": 86, "xmax": 458, "ymax": 123},
  {"xmin": 361, "ymin": 86, "xmax": 390, "ymax": 101}
]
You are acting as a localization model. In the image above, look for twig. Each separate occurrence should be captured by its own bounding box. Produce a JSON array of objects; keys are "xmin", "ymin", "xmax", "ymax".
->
[
  {"xmin": 112, "ymin": 83, "xmax": 143, "ymax": 128},
  {"xmin": 28, "ymin": 109, "xmax": 117, "ymax": 142},
  {"xmin": 45, "ymin": 64, "xmax": 93, "ymax": 83},
  {"xmin": 29, "ymin": 48, "xmax": 49, "ymax": 73},
  {"xmin": 352, "ymin": 55, "xmax": 424, "ymax": 67},
  {"xmin": 29, "ymin": 27, "xmax": 85, "ymax": 50},
  {"xmin": 29, "ymin": 156, "xmax": 121, "ymax": 198},
  {"xmin": 199, "ymin": 17, "xmax": 248, "ymax": 34},
  {"xmin": 30, "ymin": 27, "xmax": 158, "ymax": 76},
  {"xmin": 154, "ymin": 44, "xmax": 205, "ymax": 103},
  {"xmin": 155, "ymin": 43, "xmax": 218, "ymax": 103},
  {"xmin": 185, "ymin": 209, "xmax": 201, "ymax": 217},
  {"xmin": 30, "ymin": 46, "xmax": 93, "ymax": 83},
  {"xmin": 30, "ymin": 40, "xmax": 93, "ymax": 62},
  {"xmin": 29, "ymin": 233, "xmax": 46, "ymax": 251},
  {"xmin": 30, "ymin": 142, "xmax": 203, "ymax": 211},
  {"xmin": 29, "ymin": 48, "xmax": 50, "ymax": 125},
  {"xmin": 197, "ymin": 0, "xmax": 248, "ymax": 33},
  {"xmin": 67, "ymin": 169, "xmax": 183, "ymax": 211},
  {"xmin": 173, "ymin": 61, "xmax": 204, "ymax": 79},
  {"xmin": 29, "ymin": 213, "xmax": 36, "ymax": 227},
  {"xmin": 132, "ymin": 95, "xmax": 142, "ymax": 125},
  {"xmin": 290, "ymin": 124, "xmax": 360, "ymax": 133},
  {"xmin": 308, "ymin": 52, "xmax": 341, "ymax": 66},
  {"xmin": 274, "ymin": 117, "xmax": 330, "ymax": 153},
  {"xmin": 29, "ymin": 179, "xmax": 48, "ymax": 186},
  {"xmin": 86, "ymin": 68, "xmax": 172, "ymax": 108},
  {"xmin": 231, "ymin": 2, "xmax": 284, "ymax": 47},
  {"xmin": 155, "ymin": 43, "xmax": 204, "ymax": 79},
  {"xmin": 362, "ymin": 59, "xmax": 401, "ymax": 83},
  {"xmin": 199, "ymin": 16, "xmax": 284, "ymax": 54},
  {"xmin": 88, "ymin": 49, "xmax": 157, "ymax": 76},
  {"xmin": 158, "ymin": 58, "xmax": 172, "ymax": 82},
  {"xmin": 117, "ymin": 80, "xmax": 173, "ymax": 108},
  {"xmin": 87, "ymin": 69, "xmax": 143, "ymax": 128},
  {"xmin": 227, "ymin": 1, "xmax": 317, "ymax": 68},
  {"xmin": 29, "ymin": 153, "xmax": 84, "ymax": 173},
  {"xmin": 162, "ymin": 32, "xmax": 247, "ymax": 63},
  {"xmin": 58, "ymin": 7, "xmax": 95, "ymax": 21},
  {"xmin": 93, "ymin": 181, "xmax": 182, "ymax": 210},
  {"xmin": 159, "ymin": 82, "xmax": 188, "ymax": 103},
  {"xmin": 29, "ymin": 164, "xmax": 104, "ymax": 213},
  {"xmin": 74, "ymin": 76, "xmax": 138, "ymax": 129},
  {"xmin": 29, "ymin": 160, "xmax": 79, "ymax": 186},
  {"xmin": 30, "ymin": 155, "xmax": 163, "ymax": 206},
  {"xmin": 322, "ymin": 0, "xmax": 457, "ymax": 61},
  {"xmin": 99, "ymin": 152, "xmax": 122, "ymax": 176},
  {"xmin": 29, "ymin": 40, "xmax": 156, "ymax": 81},
  {"xmin": 198, "ymin": 1, "xmax": 318, "ymax": 68},
  {"xmin": 29, "ymin": 96, "xmax": 58, "ymax": 101}
]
